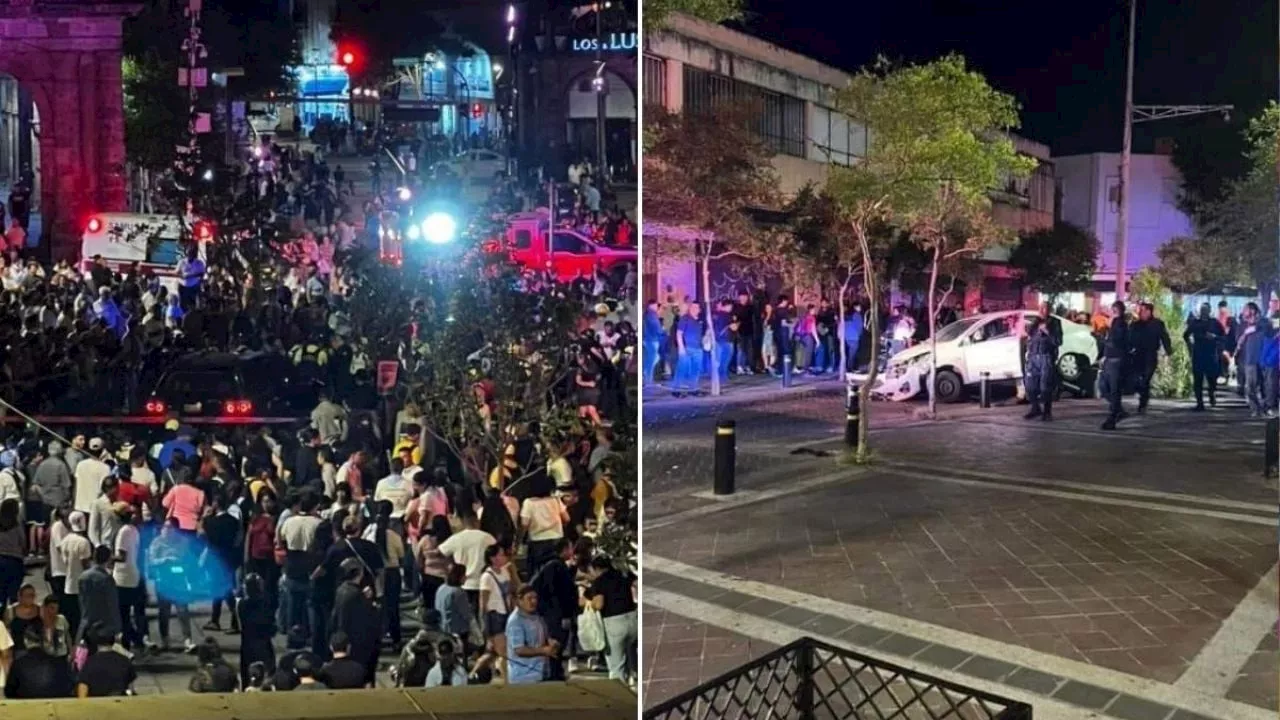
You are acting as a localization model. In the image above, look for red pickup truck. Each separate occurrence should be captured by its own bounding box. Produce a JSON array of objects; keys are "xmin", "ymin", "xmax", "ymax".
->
[{"xmin": 487, "ymin": 210, "xmax": 636, "ymax": 283}]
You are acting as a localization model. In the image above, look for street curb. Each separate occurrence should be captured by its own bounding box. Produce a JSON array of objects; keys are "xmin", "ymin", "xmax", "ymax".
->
[{"xmin": 642, "ymin": 380, "xmax": 844, "ymax": 412}]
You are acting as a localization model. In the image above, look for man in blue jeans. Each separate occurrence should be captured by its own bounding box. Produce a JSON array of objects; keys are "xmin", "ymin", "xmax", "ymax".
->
[
  {"xmin": 842, "ymin": 303, "xmax": 864, "ymax": 372},
  {"xmin": 643, "ymin": 299, "xmax": 665, "ymax": 385},
  {"xmin": 713, "ymin": 299, "xmax": 735, "ymax": 385},
  {"xmin": 673, "ymin": 302, "xmax": 705, "ymax": 396}
]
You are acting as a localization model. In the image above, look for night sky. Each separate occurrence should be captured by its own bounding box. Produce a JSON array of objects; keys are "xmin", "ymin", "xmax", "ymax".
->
[{"xmin": 736, "ymin": 0, "xmax": 1276, "ymax": 155}]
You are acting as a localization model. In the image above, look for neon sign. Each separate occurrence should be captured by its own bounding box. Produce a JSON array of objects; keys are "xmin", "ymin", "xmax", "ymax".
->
[{"xmin": 571, "ymin": 33, "xmax": 636, "ymax": 52}]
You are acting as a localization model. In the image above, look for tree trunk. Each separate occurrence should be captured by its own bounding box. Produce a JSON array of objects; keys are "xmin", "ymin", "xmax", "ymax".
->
[
  {"xmin": 701, "ymin": 248, "xmax": 720, "ymax": 397},
  {"xmin": 854, "ymin": 225, "xmax": 879, "ymax": 463},
  {"xmin": 926, "ymin": 244, "xmax": 940, "ymax": 419}
]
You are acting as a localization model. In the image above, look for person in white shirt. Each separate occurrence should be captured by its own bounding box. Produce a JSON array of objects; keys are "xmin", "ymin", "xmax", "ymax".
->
[
  {"xmin": 373, "ymin": 458, "xmax": 413, "ymax": 522},
  {"xmin": 0, "ymin": 464, "xmax": 21, "ymax": 508},
  {"xmin": 423, "ymin": 639, "xmax": 468, "ymax": 687},
  {"xmin": 57, "ymin": 511, "xmax": 93, "ymax": 637},
  {"xmin": 72, "ymin": 440, "xmax": 111, "ymax": 514},
  {"xmin": 437, "ymin": 514, "xmax": 495, "ymax": 598},
  {"xmin": 112, "ymin": 504, "xmax": 148, "ymax": 649}
]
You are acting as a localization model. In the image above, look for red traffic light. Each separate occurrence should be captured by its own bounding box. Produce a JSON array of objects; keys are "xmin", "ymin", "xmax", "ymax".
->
[
  {"xmin": 471, "ymin": 103, "xmax": 483, "ymax": 119},
  {"xmin": 340, "ymin": 50, "xmax": 356, "ymax": 66},
  {"xmin": 86, "ymin": 216, "xmax": 103, "ymax": 233}
]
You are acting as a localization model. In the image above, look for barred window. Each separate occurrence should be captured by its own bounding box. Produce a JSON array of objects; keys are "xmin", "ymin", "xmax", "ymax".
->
[
  {"xmin": 682, "ymin": 65, "xmax": 806, "ymax": 157},
  {"xmin": 810, "ymin": 106, "xmax": 867, "ymax": 166},
  {"xmin": 643, "ymin": 55, "xmax": 666, "ymax": 107}
]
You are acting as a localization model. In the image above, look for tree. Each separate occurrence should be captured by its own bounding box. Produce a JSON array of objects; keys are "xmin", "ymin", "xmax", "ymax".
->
[
  {"xmin": 1198, "ymin": 103, "xmax": 1280, "ymax": 303},
  {"xmin": 330, "ymin": 2, "xmax": 470, "ymax": 88},
  {"xmin": 122, "ymin": 0, "xmax": 300, "ymax": 206},
  {"xmin": 836, "ymin": 55, "xmax": 1034, "ymax": 419},
  {"xmin": 1155, "ymin": 235, "xmax": 1242, "ymax": 294},
  {"xmin": 1009, "ymin": 222, "xmax": 1100, "ymax": 298},
  {"xmin": 788, "ymin": 185, "xmax": 864, "ymax": 374},
  {"xmin": 1130, "ymin": 268, "xmax": 1191, "ymax": 399},
  {"xmin": 644, "ymin": 103, "xmax": 781, "ymax": 396},
  {"xmin": 644, "ymin": 0, "xmax": 742, "ymax": 32}
]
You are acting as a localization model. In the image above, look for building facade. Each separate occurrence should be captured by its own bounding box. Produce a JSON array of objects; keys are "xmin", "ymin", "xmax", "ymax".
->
[
  {"xmin": 1054, "ymin": 151, "xmax": 1195, "ymax": 289},
  {"xmin": 513, "ymin": 0, "xmax": 638, "ymax": 181},
  {"xmin": 643, "ymin": 13, "xmax": 1054, "ymax": 312}
]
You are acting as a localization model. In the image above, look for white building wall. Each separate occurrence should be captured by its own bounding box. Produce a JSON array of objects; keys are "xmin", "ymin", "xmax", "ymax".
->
[
  {"xmin": 1054, "ymin": 152, "xmax": 1195, "ymax": 277},
  {"xmin": 644, "ymin": 13, "xmax": 862, "ymax": 198}
]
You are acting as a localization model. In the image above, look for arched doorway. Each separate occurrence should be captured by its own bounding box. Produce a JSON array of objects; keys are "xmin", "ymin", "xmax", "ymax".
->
[
  {"xmin": 0, "ymin": 74, "xmax": 41, "ymax": 244},
  {"xmin": 566, "ymin": 70, "xmax": 636, "ymax": 180}
]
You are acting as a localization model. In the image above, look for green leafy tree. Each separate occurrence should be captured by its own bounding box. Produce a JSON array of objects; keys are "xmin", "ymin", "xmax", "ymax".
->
[
  {"xmin": 644, "ymin": 103, "xmax": 781, "ymax": 397},
  {"xmin": 788, "ymin": 184, "xmax": 864, "ymax": 374},
  {"xmin": 644, "ymin": 0, "xmax": 742, "ymax": 32},
  {"xmin": 836, "ymin": 55, "xmax": 1034, "ymax": 419},
  {"xmin": 1008, "ymin": 222, "xmax": 1100, "ymax": 298},
  {"xmin": 1154, "ymin": 235, "xmax": 1243, "ymax": 294},
  {"xmin": 1129, "ymin": 268, "xmax": 1191, "ymax": 398},
  {"xmin": 1199, "ymin": 103, "xmax": 1280, "ymax": 303}
]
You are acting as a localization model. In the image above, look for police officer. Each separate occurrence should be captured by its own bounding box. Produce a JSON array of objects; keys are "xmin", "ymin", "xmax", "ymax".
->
[
  {"xmin": 1099, "ymin": 301, "xmax": 1131, "ymax": 431},
  {"xmin": 1130, "ymin": 302, "xmax": 1173, "ymax": 413},
  {"xmin": 1182, "ymin": 303, "xmax": 1222, "ymax": 410},
  {"xmin": 1023, "ymin": 312, "xmax": 1061, "ymax": 421}
]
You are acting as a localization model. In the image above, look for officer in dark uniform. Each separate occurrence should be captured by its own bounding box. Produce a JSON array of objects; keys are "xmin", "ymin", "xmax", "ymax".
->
[
  {"xmin": 1023, "ymin": 312, "xmax": 1061, "ymax": 421},
  {"xmin": 1099, "ymin": 301, "xmax": 1131, "ymax": 430},
  {"xmin": 1182, "ymin": 302, "xmax": 1223, "ymax": 410},
  {"xmin": 1130, "ymin": 302, "xmax": 1173, "ymax": 413}
]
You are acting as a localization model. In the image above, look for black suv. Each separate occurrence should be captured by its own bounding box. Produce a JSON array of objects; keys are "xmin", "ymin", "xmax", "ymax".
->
[{"xmin": 143, "ymin": 351, "xmax": 315, "ymax": 420}]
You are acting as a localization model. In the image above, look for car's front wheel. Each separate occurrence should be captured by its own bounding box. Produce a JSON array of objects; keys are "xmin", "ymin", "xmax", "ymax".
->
[
  {"xmin": 933, "ymin": 369, "xmax": 965, "ymax": 403},
  {"xmin": 1058, "ymin": 353, "xmax": 1086, "ymax": 383}
]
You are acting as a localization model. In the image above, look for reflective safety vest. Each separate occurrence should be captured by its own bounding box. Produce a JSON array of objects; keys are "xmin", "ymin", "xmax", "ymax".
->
[{"xmin": 290, "ymin": 343, "xmax": 329, "ymax": 367}]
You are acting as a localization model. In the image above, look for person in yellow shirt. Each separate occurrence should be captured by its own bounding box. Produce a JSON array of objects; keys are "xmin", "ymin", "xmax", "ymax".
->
[{"xmin": 394, "ymin": 432, "xmax": 423, "ymax": 467}]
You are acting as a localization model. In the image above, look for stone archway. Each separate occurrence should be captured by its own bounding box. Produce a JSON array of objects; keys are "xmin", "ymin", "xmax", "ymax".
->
[{"xmin": 0, "ymin": 1, "xmax": 139, "ymax": 260}]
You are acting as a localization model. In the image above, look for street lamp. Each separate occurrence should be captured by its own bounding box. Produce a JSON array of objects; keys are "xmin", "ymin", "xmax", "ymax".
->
[{"xmin": 1114, "ymin": 0, "xmax": 1231, "ymax": 300}]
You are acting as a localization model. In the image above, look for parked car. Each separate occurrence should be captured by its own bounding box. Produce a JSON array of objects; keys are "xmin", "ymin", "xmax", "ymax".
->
[
  {"xmin": 142, "ymin": 351, "xmax": 315, "ymax": 420},
  {"xmin": 848, "ymin": 310, "xmax": 1098, "ymax": 403}
]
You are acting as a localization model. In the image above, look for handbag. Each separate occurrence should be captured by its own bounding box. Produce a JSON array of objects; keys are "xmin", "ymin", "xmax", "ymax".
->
[{"xmin": 578, "ymin": 606, "xmax": 607, "ymax": 653}]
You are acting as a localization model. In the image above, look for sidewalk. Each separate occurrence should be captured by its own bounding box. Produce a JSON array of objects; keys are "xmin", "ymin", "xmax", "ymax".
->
[{"xmin": 643, "ymin": 372, "xmax": 845, "ymax": 411}]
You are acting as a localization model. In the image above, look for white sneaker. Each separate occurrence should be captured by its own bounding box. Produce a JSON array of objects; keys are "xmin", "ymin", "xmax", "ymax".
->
[{"xmin": 183, "ymin": 638, "xmax": 197, "ymax": 654}]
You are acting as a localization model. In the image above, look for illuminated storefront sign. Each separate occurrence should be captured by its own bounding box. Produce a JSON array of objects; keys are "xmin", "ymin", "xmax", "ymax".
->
[{"xmin": 571, "ymin": 32, "xmax": 636, "ymax": 52}]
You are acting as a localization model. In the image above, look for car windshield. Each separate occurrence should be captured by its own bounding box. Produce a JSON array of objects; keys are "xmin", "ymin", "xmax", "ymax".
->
[
  {"xmin": 157, "ymin": 371, "xmax": 238, "ymax": 401},
  {"xmin": 934, "ymin": 317, "xmax": 982, "ymax": 343}
]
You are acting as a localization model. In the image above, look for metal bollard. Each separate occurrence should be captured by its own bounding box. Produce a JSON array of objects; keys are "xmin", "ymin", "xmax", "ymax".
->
[
  {"xmin": 845, "ymin": 396, "xmax": 860, "ymax": 447},
  {"xmin": 714, "ymin": 419, "xmax": 737, "ymax": 495},
  {"xmin": 782, "ymin": 356, "xmax": 793, "ymax": 388},
  {"xmin": 1265, "ymin": 416, "xmax": 1278, "ymax": 478},
  {"xmin": 980, "ymin": 372, "xmax": 991, "ymax": 408}
]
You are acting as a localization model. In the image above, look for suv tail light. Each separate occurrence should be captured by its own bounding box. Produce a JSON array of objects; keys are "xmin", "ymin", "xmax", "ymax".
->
[
  {"xmin": 224, "ymin": 399, "xmax": 254, "ymax": 416},
  {"xmin": 144, "ymin": 400, "xmax": 166, "ymax": 414}
]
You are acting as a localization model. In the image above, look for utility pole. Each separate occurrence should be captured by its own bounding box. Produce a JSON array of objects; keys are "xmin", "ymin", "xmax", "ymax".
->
[
  {"xmin": 1114, "ymin": 0, "xmax": 1231, "ymax": 301},
  {"xmin": 175, "ymin": 0, "xmax": 209, "ymax": 228},
  {"xmin": 594, "ymin": 1, "xmax": 607, "ymax": 183},
  {"xmin": 1115, "ymin": 0, "xmax": 1136, "ymax": 300}
]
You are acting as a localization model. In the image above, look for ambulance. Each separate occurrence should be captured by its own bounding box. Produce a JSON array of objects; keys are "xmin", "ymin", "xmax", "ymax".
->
[{"xmin": 78, "ymin": 212, "xmax": 211, "ymax": 292}]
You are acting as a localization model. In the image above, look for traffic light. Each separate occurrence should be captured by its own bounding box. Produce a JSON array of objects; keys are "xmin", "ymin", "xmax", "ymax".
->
[
  {"xmin": 471, "ymin": 103, "xmax": 483, "ymax": 119},
  {"xmin": 337, "ymin": 44, "xmax": 361, "ymax": 70}
]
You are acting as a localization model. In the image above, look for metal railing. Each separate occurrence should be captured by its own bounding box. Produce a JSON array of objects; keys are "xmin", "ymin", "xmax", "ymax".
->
[{"xmin": 644, "ymin": 637, "xmax": 1032, "ymax": 720}]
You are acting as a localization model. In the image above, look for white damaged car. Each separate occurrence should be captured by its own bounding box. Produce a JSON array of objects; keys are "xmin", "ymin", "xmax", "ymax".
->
[{"xmin": 847, "ymin": 310, "xmax": 1099, "ymax": 403}]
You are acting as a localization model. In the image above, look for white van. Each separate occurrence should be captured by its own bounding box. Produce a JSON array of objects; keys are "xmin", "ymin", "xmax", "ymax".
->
[
  {"xmin": 78, "ymin": 212, "xmax": 197, "ymax": 292},
  {"xmin": 848, "ymin": 310, "xmax": 1099, "ymax": 403}
]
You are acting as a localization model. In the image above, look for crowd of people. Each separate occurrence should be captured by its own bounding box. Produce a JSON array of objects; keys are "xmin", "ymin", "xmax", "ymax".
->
[
  {"xmin": 0, "ymin": 139, "xmax": 638, "ymax": 699},
  {"xmin": 645, "ymin": 281, "xmax": 1280, "ymax": 427}
]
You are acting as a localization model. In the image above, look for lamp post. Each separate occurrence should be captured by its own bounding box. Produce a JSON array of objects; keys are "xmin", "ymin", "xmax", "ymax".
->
[
  {"xmin": 1114, "ymin": 0, "xmax": 1231, "ymax": 300},
  {"xmin": 594, "ymin": 1, "xmax": 606, "ymax": 182}
]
